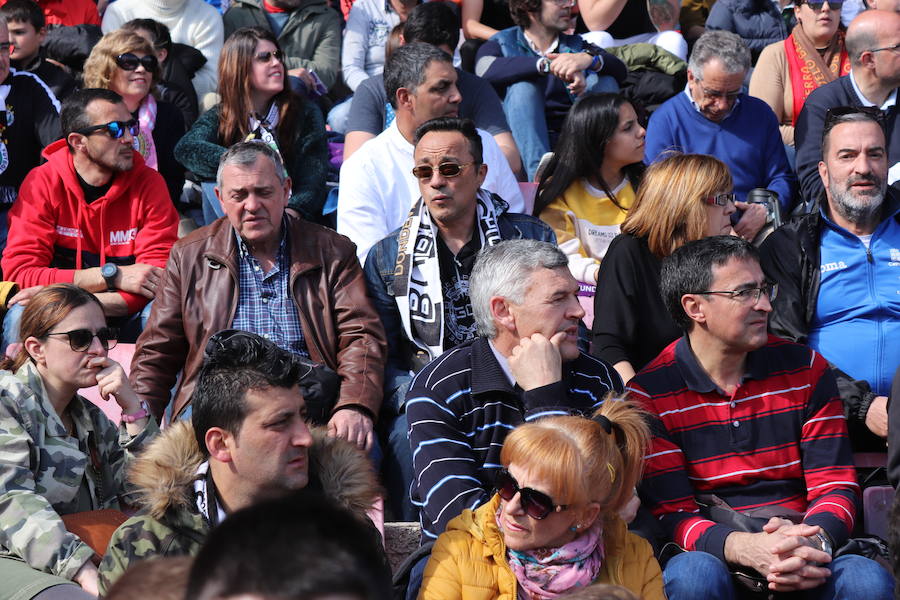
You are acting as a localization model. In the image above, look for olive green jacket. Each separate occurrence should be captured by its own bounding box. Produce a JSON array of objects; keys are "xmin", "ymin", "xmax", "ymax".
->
[
  {"xmin": 98, "ymin": 422, "xmax": 382, "ymax": 594},
  {"xmin": 0, "ymin": 363, "xmax": 156, "ymax": 580}
]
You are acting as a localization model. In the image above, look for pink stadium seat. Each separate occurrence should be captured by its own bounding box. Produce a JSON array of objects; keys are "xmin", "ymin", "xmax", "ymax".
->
[{"xmin": 81, "ymin": 343, "xmax": 135, "ymax": 423}]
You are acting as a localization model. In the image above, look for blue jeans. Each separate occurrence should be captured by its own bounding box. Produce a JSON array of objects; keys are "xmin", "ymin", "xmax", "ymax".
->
[
  {"xmin": 326, "ymin": 96, "xmax": 354, "ymax": 135},
  {"xmin": 664, "ymin": 551, "xmax": 894, "ymax": 600},
  {"xmin": 504, "ymin": 73, "xmax": 619, "ymax": 181},
  {"xmin": 201, "ymin": 182, "xmax": 224, "ymax": 226}
]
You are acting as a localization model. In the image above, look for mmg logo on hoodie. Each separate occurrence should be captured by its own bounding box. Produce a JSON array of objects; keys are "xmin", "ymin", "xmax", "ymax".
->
[{"xmin": 109, "ymin": 228, "xmax": 138, "ymax": 245}]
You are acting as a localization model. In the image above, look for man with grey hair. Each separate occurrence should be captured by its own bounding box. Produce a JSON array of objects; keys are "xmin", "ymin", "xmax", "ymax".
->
[
  {"xmin": 406, "ymin": 239, "xmax": 622, "ymax": 542},
  {"xmin": 130, "ymin": 141, "xmax": 387, "ymax": 451},
  {"xmin": 761, "ymin": 110, "xmax": 899, "ymax": 451},
  {"xmin": 337, "ymin": 42, "xmax": 524, "ymax": 264},
  {"xmin": 795, "ymin": 9, "xmax": 900, "ymax": 203},
  {"xmin": 644, "ymin": 30, "xmax": 795, "ymax": 242}
]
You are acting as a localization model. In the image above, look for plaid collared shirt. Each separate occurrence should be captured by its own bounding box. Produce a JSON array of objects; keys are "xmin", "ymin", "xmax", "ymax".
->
[{"xmin": 231, "ymin": 223, "xmax": 309, "ymax": 358}]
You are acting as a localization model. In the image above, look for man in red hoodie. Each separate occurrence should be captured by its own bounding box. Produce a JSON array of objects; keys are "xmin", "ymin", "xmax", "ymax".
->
[{"xmin": 1, "ymin": 88, "xmax": 178, "ymax": 346}]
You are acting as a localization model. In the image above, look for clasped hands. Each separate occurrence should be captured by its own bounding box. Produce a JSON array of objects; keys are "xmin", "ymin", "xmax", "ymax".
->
[
  {"xmin": 728, "ymin": 517, "xmax": 833, "ymax": 592},
  {"xmin": 546, "ymin": 52, "xmax": 595, "ymax": 97}
]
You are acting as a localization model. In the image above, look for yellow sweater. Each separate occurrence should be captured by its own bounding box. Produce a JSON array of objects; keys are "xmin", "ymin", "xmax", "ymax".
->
[
  {"xmin": 419, "ymin": 495, "xmax": 665, "ymax": 600},
  {"xmin": 538, "ymin": 179, "xmax": 634, "ymax": 284}
]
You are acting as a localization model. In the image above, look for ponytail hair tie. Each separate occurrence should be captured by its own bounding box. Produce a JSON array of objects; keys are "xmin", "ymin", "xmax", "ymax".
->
[
  {"xmin": 593, "ymin": 414, "xmax": 613, "ymax": 434},
  {"xmin": 593, "ymin": 413, "xmax": 626, "ymax": 449}
]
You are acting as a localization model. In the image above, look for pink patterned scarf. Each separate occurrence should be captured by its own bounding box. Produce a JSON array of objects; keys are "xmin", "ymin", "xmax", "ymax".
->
[
  {"xmin": 500, "ymin": 512, "xmax": 605, "ymax": 599},
  {"xmin": 134, "ymin": 94, "xmax": 158, "ymax": 170}
]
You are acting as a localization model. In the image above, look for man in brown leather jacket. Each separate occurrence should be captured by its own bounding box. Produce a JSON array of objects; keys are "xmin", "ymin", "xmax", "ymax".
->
[{"xmin": 130, "ymin": 141, "xmax": 387, "ymax": 450}]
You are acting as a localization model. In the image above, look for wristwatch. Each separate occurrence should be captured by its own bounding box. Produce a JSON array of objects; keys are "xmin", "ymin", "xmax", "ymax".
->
[
  {"xmin": 537, "ymin": 56, "xmax": 552, "ymax": 74},
  {"xmin": 100, "ymin": 262, "xmax": 119, "ymax": 291},
  {"xmin": 812, "ymin": 532, "xmax": 833, "ymax": 557}
]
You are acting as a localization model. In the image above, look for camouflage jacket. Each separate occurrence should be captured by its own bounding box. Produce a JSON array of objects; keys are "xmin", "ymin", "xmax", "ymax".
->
[
  {"xmin": 0, "ymin": 363, "xmax": 157, "ymax": 580},
  {"xmin": 98, "ymin": 421, "xmax": 382, "ymax": 594}
]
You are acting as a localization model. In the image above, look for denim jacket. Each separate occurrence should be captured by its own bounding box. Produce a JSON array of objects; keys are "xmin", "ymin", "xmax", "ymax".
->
[{"xmin": 363, "ymin": 194, "xmax": 556, "ymax": 406}]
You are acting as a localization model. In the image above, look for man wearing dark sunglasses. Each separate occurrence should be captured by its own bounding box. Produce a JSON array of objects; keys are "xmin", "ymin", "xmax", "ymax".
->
[
  {"xmin": 406, "ymin": 239, "xmax": 621, "ymax": 542},
  {"xmin": 761, "ymin": 110, "xmax": 899, "ymax": 452},
  {"xmin": 129, "ymin": 141, "xmax": 386, "ymax": 452},
  {"xmin": 630, "ymin": 235, "xmax": 892, "ymax": 599},
  {"xmin": 1, "ymin": 88, "xmax": 179, "ymax": 348},
  {"xmin": 0, "ymin": 16, "xmax": 61, "ymax": 253},
  {"xmin": 338, "ymin": 43, "xmax": 526, "ymax": 264},
  {"xmin": 795, "ymin": 9, "xmax": 900, "ymax": 203},
  {"xmin": 362, "ymin": 117, "xmax": 556, "ymax": 520}
]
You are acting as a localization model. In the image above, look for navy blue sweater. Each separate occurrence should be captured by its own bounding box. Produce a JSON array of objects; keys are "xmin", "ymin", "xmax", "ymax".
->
[{"xmin": 645, "ymin": 91, "xmax": 796, "ymax": 212}]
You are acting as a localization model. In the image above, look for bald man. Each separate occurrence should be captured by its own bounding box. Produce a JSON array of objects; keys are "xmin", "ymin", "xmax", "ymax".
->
[{"xmin": 795, "ymin": 9, "xmax": 900, "ymax": 203}]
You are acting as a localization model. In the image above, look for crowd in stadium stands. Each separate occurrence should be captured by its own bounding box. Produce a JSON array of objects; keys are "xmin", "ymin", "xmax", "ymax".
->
[{"xmin": 0, "ymin": 0, "xmax": 898, "ymax": 596}]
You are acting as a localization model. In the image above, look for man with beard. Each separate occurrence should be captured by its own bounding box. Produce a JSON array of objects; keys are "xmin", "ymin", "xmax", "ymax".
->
[
  {"xmin": 795, "ymin": 9, "xmax": 900, "ymax": 203},
  {"xmin": 474, "ymin": 0, "xmax": 627, "ymax": 181},
  {"xmin": 761, "ymin": 110, "xmax": 899, "ymax": 449},
  {"xmin": 223, "ymin": 0, "xmax": 341, "ymax": 93},
  {"xmin": 1, "ymin": 88, "xmax": 178, "ymax": 344}
]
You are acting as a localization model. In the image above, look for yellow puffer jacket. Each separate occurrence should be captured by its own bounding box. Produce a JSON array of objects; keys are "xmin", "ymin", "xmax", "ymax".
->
[{"xmin": 419, "ymin": 494, "xmax": 665, "ymax": 600}]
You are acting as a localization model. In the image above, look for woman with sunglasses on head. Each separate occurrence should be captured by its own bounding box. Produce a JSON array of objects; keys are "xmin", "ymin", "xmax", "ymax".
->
[
  {"xmin": 420, "ymin": 400, "xmax": 662, "ymax": 600},
  {"xmin": 175, "ymin": 27, "xmax": 329, "ymax": 226},
  {"xmin": 535, "ymin": 93, "xmax": 645, "ymax": 286},
  {"xmin": 83, "ymin": 30, "xmax": 186, "ymax": 208},
  {"xmin": 591, "ymin": 153, "xmax": 737, "ymax": 384},
  {"xmin": 749, "ymin": 0, "xmax": 848, "ymax": 148},
  {"xmin": 0, "ymin": 284, "xmax": 156, "ymax": 599}
]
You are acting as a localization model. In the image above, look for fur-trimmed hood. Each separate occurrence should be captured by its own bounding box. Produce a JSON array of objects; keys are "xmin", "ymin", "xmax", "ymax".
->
[{"xmin": 127, "ymin": 421, "xmax": 381, "ymax": 522}]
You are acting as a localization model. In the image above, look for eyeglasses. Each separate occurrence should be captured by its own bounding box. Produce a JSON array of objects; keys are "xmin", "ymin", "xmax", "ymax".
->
[
  {"xmin": 0, "ymin": 43, "xmax": 15, "ymax": 55},
  {"xmin": 797, "ymin": 0, "xmax": 842, "ymax": 11},
  {"xmin": 694, "ymin": 283, "xmax": 778, "ymax": 304},
  {"xmin": 45, "ymin": 327, "xmax": 119, "ymax": 352},
  {"xmin": 495, "ymin": 468, "xmax": 567, "ymax": 520},
  {"xmin": 115, "ymin": 53, "xmax": 159, "ymax": 72},
  {"xmin": 870, "ymin": 42, "xmax": 900, "ymax": 54},
  {"xmin": 74, "ymin": 118, "xmax": 140, "ymax": 140},
  {"xmin": 698, "ymin": 85, "xmax": 742, "ymax": 100},
  {"xmin": 549, "ymin": 0, "xmax": 576, "ymax": 6},
  {"xmin": 254, "ymin": 49, "xmax": 283, "ymax": 63},
  {"xmin": 706, "ymin": 192, "xmax": 736, "ymax": 207},
  {"xmin": 411, "ymin": 162, "xmax": 473, "ymax": 180}
]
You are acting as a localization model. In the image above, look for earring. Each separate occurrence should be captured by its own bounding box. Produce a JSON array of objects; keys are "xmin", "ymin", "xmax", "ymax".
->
[{"xmin": 569, "ymin": 525, "xmax": 577, "ymax": 532}]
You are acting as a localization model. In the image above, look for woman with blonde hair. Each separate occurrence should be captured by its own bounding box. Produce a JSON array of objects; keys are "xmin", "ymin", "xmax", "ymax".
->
[
  {"xmin": 420, "ymin": 399, "xmax": 662, "ymax": 600},
  {"xmin": 174, "ymin": 27, "xmax": 329, "ymax": 225},
  {"xmin": 0, "ymin": 284, "xmax": 156, "ymax": 599},
  {"xmin": 83, "ymin": 30, "xmax": 186, "ymax": 206},
  {"xmin": 591, "ymin": 153, "xmax": 736, "ymax": 383}
]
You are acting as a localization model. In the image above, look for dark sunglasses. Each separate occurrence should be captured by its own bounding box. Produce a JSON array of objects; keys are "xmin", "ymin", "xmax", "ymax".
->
[
  {"xmin": 495, "ymin": 468, "xmax": 567, "ymax": 520},
  {"xmin": 115, "ymin": 53, "xmax": 159, "ymax": 72},
  {"xmin": 797, "ymin": 0, "xmax": 842, "ymax": 10},
  {"xmin": 411, "ymin": 162, "xmax": 473, "ymax": 180},
  {"xmin": 74, "ymin": 118, "xmax": 140, "ymax": 140},
  {"xmin": 45, "ymin": 327, "xmax": 119, "ymax": 352},
  {"xmin": 254, "ymin": 49, "xmax": 283, "ymax": 63}
]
